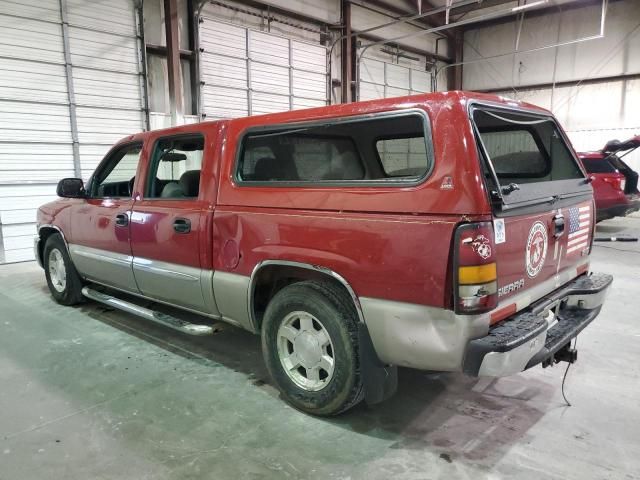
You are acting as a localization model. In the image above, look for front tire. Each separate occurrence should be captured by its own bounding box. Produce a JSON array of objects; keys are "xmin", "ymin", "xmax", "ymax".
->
[
  {"xmin": 43, "ymin": 234, "xmax": 84, "ymax": 305},
  {"xmin": 261, "ymin": 280, "xmax": 364, "ymax": 416}
]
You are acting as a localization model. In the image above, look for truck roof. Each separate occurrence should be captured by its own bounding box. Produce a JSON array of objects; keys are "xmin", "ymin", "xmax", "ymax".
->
[{"xmin": 117, "ymin": 91, "xmax": 551, "ymax": 146}]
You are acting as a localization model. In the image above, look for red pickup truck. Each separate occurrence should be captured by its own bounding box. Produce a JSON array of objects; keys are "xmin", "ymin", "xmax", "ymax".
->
[{"xmin": 35, "ymin": 92, "xmax": 612, "ymax": 415}]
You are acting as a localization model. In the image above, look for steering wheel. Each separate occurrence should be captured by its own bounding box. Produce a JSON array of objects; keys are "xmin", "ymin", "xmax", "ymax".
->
[{"xmin": 128, "ymin": 176, "xmax": 136, "ymax": 196}]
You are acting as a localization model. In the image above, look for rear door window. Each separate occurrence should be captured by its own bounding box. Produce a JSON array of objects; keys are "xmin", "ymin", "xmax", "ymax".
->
[
  {"xmin": 146, "ymin": 135, "xmax": 204, "ymax": 198},
  {"xmin": 237, "ymin": 112, "xmax": 432, "ymax": 185}
]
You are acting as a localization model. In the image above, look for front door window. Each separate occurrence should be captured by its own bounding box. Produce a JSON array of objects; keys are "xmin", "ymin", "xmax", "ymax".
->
[{"xmin": 90, "ymin": 144, "xmax": 143, "ymax": 198}]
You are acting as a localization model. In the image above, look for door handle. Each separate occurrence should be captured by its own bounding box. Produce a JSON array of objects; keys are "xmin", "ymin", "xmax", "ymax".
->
[
  {"xmin": 115, "ymin": 213, "xmax": 129, "ymax": 227},
  {"xmin": 553, "ymin": 213, "xmax": 565, "ymax": 238},
  {"xmin": 173, "ymin": 218, "xmax": 191, "ymax": 234}
]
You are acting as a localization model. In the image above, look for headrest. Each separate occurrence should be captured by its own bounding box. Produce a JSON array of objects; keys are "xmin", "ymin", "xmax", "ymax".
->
[
  {"xmin": 160, "ymin": 182, "xmax": 184, "ymax": 198},
  {"xmin": 254, "ymin": 157, "xmax": 283, "ymax": 181},
  {"xmin": 179, "ymin": 170, "xmax": 201, "ymax": 197}
]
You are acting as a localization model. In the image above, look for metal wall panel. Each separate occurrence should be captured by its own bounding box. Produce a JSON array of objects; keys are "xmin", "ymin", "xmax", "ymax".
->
[
  {"xmin": 199, "ymin": 16, "xmax": 328, "ymax": 120},
  {"xmin": 0, "ymin": 0, "xmax": 61, "ymax": 22},
  {"xmin": 66, "ymin": 0, "xmax": 139, "ymax": 36},
  {"xmin": 493, "ymin": 78, "xmax": 640, "ymax": 173},
  {"xmin": 66, "ymin": 0, "xmax": 145, "ymax": 178},
  {"xmin": 0, "ymin": 184, "xmax": 57, "ymax": 263},
  {"xmin": 0, "ymin": 3, "xmax": 72, "ymax": 263},
  {"xmin": 0, "ymin": 15, "xmax": 65, "ymax": 63},
  {"xmin": 0, "ymin": 144, "xmax": 75, "ymax": 181},
  {"xmin": 0, "ymin": 0, "xmax": 144, "ymax": 263},
  {"xmin": 360, "ymin": 57, "xmax": 430, "ymax": 101},
  {"xmin": 0, "ymin": 59, "xmax": 68, "ymax": 104}
]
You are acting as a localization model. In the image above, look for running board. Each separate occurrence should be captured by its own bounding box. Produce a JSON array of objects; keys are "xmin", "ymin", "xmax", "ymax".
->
[{"xmin": 81, "ymin": 287, "xmax": 214, "ymax": 336}]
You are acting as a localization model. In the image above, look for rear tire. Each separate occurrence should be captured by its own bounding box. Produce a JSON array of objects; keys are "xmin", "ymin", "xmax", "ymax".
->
[
  {"xmin": 261, "ymin": 280, "xmax": 364, "ymax": 416},
  {"xmin": 43, "ymin": 234, "xmax": 84, "ymax": 306}
]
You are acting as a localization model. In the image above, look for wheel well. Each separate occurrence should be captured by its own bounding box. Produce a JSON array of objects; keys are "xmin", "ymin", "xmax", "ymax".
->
[
  {"xmin": 250, "ymin": 264, "xmax": 360, "ymax": 331},
  {"xmin": 37, "ymin": 227, "xmax": 62, "ymax": 264}
]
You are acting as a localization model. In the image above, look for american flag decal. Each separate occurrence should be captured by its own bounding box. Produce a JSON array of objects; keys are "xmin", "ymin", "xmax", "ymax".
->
[{"xmin": 567, "ymin": 204, "xmax": 591, "ymax": 255}]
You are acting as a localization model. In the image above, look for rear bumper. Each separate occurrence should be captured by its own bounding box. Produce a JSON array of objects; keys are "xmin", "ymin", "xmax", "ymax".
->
[
  {"xmin": 597, "ymin": 197, "xmax": 640, "ymax": 221},
  {"xmin": 463, "ymin": 272, "xmax": 613, "ymax": 377}
]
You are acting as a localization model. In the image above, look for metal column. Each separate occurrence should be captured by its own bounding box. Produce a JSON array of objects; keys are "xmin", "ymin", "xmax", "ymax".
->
[
  {"xmin": 164, "ymin": 0, "xmax": 184, "ymax": 125},
  {"xmin": 246, "ymin": 29, "xmax": 253, "ymax": 116},
  {"xmin": 59, "ymin": 0, "xmax": 81, "ymax": 178},
  {"xmin": 135, "ymin": 5, "xmax": 151, "ymax": 131},
  {"xmin": 340, "ymin": 0, "xmax": 353, "ymax": 103}
]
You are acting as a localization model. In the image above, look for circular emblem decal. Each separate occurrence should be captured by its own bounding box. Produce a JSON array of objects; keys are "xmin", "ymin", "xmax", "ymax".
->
[
  {"xmin": 526, "ymin": 221, "xmax": 548, "ymax": 278},
  {"xmin": 471, "ymin": 234, "xmax": 492, "ymax": 260}
]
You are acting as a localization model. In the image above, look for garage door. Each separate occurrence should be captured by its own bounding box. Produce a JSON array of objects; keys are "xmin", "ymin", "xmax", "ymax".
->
[
  {"xmin": 0, "ymin": 0, "xmax": 145, "ymax": 264},
  {"xmin": 198, "ymin": 18, "xmax": 328, "ymax": 120},
  {"xmin": 359, "ymin": 57, "xmax": 431, "ymax": 101},
  {"xmin": 66, "ymin": 0, "xmax": 146, "ymax": 177},
  {"xmin": 0, "ymin": 0, "xmax": 71, "ymax": 263}
]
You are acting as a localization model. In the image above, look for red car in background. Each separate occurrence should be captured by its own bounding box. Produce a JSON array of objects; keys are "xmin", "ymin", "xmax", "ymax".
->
[{"xmin": 578, "ymin": 136, "xmax": 640, "ymax": 222}]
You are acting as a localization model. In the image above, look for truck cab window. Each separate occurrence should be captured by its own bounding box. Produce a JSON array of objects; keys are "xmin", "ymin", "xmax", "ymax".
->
[
  {"xmin": 146, "ymin": 136, "xmax": 204, "ymax": 198},
  {"xmin": 90, "ymin": 144, "xmax": 142, "ymax": 198}
]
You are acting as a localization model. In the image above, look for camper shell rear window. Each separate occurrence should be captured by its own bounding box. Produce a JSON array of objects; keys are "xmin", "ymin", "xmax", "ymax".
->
[{"xmin": 470, "ymin": 104, "xmax": 590, "ymax": 210}]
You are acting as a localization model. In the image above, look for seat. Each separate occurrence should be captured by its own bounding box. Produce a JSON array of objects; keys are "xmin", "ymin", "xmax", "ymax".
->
[
  {"xmin": 253, "ymin": 157, "xmax": 285, "ymax": 181},
  {"xmin": 160, "ymin": 182, "xmax": 184, "ymax": 198},
  {"xmin": 323, "ymin": 151, "xmax": 364, "ymax": 180},
  {"xmin": 179, "ymin": 170, "xmax": 201, "ymax": 197}
]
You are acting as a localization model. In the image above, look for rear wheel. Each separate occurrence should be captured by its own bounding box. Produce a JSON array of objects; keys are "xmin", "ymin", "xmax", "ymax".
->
[
  {"xmin": 43, "ymin": 234, "xmax": 84, "ymax": 306},
  {"xmin": 261, "ymin": 280, "xmax": 364, "ymax": 416}
]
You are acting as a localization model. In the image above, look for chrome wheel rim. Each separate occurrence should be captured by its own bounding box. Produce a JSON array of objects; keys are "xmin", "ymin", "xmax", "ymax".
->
[
  {"xmin": 276, "ymin": 311, "xmax": 335, "ymax": 392},
  {"xmin": 48, "ymin": 248, "xmax": 67, "ymax": 293}
]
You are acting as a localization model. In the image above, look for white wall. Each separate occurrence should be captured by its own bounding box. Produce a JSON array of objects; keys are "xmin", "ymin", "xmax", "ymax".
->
[{"xmin": 462, "ymin": 0, "xmax": 640, "ymax": 171}]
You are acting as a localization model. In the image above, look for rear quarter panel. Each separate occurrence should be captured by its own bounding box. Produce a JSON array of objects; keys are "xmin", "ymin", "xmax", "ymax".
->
[{"xmin": 213, "ymin": 207, "xmax": 462, "ymax": 306}]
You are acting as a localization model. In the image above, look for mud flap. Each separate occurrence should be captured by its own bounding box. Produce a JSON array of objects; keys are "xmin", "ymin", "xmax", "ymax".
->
[{"xmin": 358, "ymin": 323, "xmax": 398, "ymax": 405}]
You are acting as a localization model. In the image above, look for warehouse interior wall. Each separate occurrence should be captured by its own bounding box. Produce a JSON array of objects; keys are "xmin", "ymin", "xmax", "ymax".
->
[
  {"xmin": 462, "ymin": 0, "xmax": 640, "ymax": 171},
  {"xmin": 0, "ymin": 0, "xmax": 146, "ymax": 263},
  {"xmin": 0, "ymin": 0, "xmax": 448, "ymax": 264}
]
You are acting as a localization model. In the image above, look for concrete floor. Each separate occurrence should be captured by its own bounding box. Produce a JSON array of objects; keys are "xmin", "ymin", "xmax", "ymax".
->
[{"xmin": 1, "ymin": 216, "xmax": 639, "ymax": 480}]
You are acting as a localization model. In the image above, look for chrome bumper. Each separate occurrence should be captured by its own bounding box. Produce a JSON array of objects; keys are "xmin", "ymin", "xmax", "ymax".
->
[{"xmin": 463, "ymin": 272, "xmax": 613, "ymax": 377}]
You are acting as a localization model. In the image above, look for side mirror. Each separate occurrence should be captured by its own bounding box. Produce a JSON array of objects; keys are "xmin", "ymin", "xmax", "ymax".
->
[{"xmin": 57, "ymin": 178, "xmax": 86, "ymax": 198}]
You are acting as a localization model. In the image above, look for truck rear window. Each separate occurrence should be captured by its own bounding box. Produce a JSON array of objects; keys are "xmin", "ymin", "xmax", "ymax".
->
[
  {"xmin": 236, "ymin": 112, "xmax": 432, "ymax": 184},
  {"xmin": 474, "ymin": 109, "xmax": 582, "ymax": 184},
  {"xmin": 581, "ymin": 157, "xmax": 616, "ymax": 174},
  {"xmin": 471, "ymin": 105, "xmax": 590, "ymax": 208}
]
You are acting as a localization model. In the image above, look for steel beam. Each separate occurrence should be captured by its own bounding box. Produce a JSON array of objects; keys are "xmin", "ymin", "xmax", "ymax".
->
[
  {"xmin": 135, "ymin": 6, "xmax": 151, "ymax": 131},
  {"xmin": 164, "ymin": 0, "xmax": 184, "ymax": 125},
  {"xmin": 58, "ymin": 0, "xmax": 81, "ymax": 178},
  {"xmin": 361, "ymin": 0, "xmax": 454, "ymax": 40},
  {"xmin": 341, "ymin": 0, "xmax": 353, "ymax": 103},
  {"xmin": 451, "ymin": 28, "xmax": 463, "ymax": 90}
]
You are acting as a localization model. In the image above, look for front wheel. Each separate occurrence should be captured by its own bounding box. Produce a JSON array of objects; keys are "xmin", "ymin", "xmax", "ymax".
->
[
  {"xmin": 261, "ymin": 280, "xmax": 364, "ymax": 416},
  {"xmin": 43, "ymin": 234, "xmax": 84, "ymax": 306}
]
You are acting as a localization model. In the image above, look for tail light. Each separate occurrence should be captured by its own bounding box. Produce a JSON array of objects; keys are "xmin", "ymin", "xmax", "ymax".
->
[
  {"xmin": 454, "ymin": 222, "xmax": 498, "ymax": 314},
  {"xmin": 603, "ymin": 176, "xmax": 625, "ymax": 191}
]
